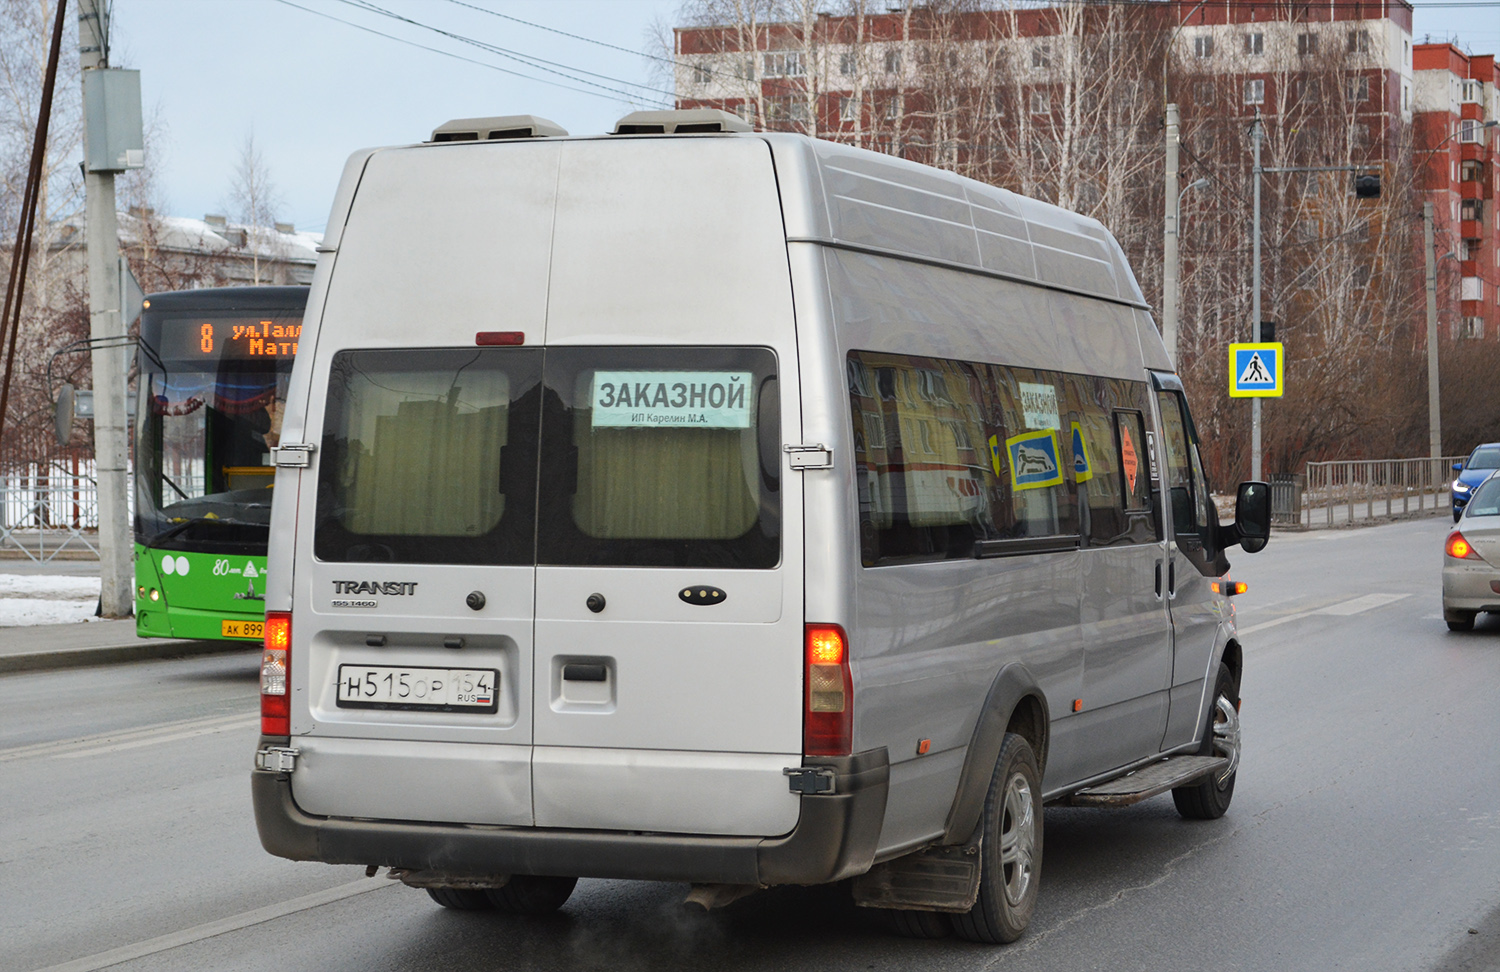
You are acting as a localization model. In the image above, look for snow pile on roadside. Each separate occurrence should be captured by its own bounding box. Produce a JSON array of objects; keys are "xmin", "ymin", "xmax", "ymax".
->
[{"xmin": 0, "ymin": 574, "xmax": 101, "ymax": 627}]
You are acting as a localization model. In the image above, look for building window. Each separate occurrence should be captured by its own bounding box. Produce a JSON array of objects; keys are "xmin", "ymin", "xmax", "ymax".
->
[
  {"xmin": 762, "ymin": 50, "xmax": 804, "ymax": 78},
  {"xmin": 1458, "ymin": 239, "xmax": 1473, "ymax": 261},
  {"xmin": 1460, "ymin": 119, "xmax": 1482, "ymax": 143},
  {"xmin": 1461, "ymin": 199, "xmax": 1483, "ymax": 221},
  {"xmin": 1193, "ymin": 35, "xmax": 1214, "ymax": 58},
  {"xmin": 1346, "ymin": 76, "xmax": 1368, "ymax": 102},
  {"xmin": 764, "ymin": 96, "xmax": 809, "ymax": 123},
  {"xmin": 1352, "ymin": 265, "xmax": 1371, "ymax": 288},
  {"xmin": 1193, "ymin": 81, "xmax": 1215, "ymax": 104},
  {"xmin": 1030, "ymin": 89, "xmax": 1051, "ymax": 113},
  {"xmin": 1244, "ymin": 79, "xmax": 1265, "ymax": 105},
  {"xmin": 692, "ymin": 62, "xmax": 713, "ymax": 85},
  {"xmin": 1347, "ymin": 30, "xmax": 1370, "ymax": 53},
  {"xmin": 1403, "ymin": 83, "xmax": 1410, "ymax": 110},
  {"xmin": 1295, "ymin": 78, "xmax": 1321, "ymax": 100},
  {"xmin": 1461, "ymin": 80, "xmax": 1481, "ymax": 103},
  {"xmin": 885, "ymin": 49, "xmax": 902, "ymax": 75},
  {"xmin": 1244, "ymin": 32, "xmax": 1264, "ymax": 55},
  {"xmin": 840, "ymin": 51, "xmax": 857, "ymax": 76},
  {"xmin": 1462, "ymin": 160, "xmax": 1484, "ymax": 182},
  {"xmin": 1462, "ymin": 317, "xmax": 1483, "ymax": 339},
  {"xmin": 884, "ymin": 97, "xmax": 901, "ymax": 120},
  {"xmin": 735, "ymin": 102, "xmax": 757, "ymax": 125},
  {"xmin": 1297, "ymin": 33, "xmax": 1318, "ymax": 56},
  {"xmin": 1032, "ymin": 44, "xmax": 1050, "ymax": 68},
  {"xmin": 839, "ymin": 96, "xmax": 859, "ymax": 123}
]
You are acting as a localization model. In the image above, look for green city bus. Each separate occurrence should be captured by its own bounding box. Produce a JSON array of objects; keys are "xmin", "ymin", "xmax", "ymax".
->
[{"xmin": 134, "ymin": 286, "xmax": 307, "ymax": 641}]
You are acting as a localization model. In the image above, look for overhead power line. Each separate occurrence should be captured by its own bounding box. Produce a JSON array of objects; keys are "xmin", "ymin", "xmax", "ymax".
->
[
  {"xmin": 330, "ymin": 0, "xmax": 675, "ymax": 105},
  {"xmin": 270, "ymin": 0, "xmax": 669, "ymax": 106}
]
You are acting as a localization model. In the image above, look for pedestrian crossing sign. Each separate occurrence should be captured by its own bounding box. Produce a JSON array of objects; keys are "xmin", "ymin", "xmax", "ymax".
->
[{"xmin": 1228, "ymin": 343, "xmax": 1284, "ymax": 398}]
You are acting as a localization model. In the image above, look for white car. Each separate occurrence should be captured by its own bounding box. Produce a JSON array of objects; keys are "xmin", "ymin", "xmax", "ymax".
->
[{"xmin": 1444, "ymin": 471, "xmax": 1500, "ymax": 632}]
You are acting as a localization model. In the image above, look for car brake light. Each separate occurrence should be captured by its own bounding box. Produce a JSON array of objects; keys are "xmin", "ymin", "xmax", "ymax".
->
[
  {"xmin": 261, "ymin": 611, "xmax": 291, "ymax": 735},
  {"xmin": 1447, "ymin": 533, "xmax": 1480, "ymax": 560},
  {"xmin": 804, "ymin": 624, "xmax": 852, "ymax": 757}
]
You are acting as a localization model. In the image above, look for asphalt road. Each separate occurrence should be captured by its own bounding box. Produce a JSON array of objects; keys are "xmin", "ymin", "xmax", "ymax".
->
[{"xmin": 3, "ymin": 515, "xmax": 1497, "ymax": 972}]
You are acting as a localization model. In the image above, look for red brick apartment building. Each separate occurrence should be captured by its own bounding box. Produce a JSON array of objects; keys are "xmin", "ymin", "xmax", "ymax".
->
[
  {"xmin": 1414, "ymin": 44, "xmax": 1500, "ymax": 340},
  {"xmin": 672, "ymin": 1, "xmax": 1497, "ymax": 348}
]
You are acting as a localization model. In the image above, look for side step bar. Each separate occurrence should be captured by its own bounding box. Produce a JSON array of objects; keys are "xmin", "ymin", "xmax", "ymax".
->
[{"xmin": 1059, "ymin": 755, "xmax": 1228, "ymax": 808}]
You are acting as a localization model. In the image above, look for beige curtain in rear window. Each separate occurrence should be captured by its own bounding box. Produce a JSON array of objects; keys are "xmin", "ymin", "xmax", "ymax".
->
[
  {"xmin": 571, "ymin": 405, "xmax": 760, "ymax": 541},
  {"xmin": 341, "ymin": 371, "xmax": 509, "ymax": 537}
]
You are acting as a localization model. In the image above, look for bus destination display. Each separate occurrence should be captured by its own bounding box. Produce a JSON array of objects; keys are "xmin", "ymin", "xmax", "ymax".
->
[{"xmin": 157, "ymin": 317, "xmax": 303, "ymax": 360}]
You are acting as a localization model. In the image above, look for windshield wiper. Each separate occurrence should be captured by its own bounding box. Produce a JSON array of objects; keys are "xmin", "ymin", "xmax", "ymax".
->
[{"xmin": 144, "ymin": 516, "xmax": 264, "ymax": 548}]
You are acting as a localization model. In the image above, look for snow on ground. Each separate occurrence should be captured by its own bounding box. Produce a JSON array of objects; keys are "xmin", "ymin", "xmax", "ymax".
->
[{"xmin": 0, "ymin": 574, "xmax": 100, "ymax": 627}]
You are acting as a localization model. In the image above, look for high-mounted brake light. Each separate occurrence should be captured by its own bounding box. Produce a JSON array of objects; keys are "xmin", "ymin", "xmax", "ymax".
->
[
  {"xmin": 261, "ymin": 611, "xmax": 292, "ymax": 735},
  {"xmin": 475, "ymin": 331, "xmax": 525, "ymax": 346},
  {"xmin": 1447, "ymin": 532, "xmax": 1479, "ymax": 560},
  {"xmin": 804, "ymin": 624, "xmax": 852, "ymax": 757}
]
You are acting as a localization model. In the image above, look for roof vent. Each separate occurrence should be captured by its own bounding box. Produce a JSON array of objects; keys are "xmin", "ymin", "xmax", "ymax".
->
[
  {"xmin": 429, "ymin": 115, "xmax": 568, "ymax": 143},
  {"xmin": 611, "ymin": 108, "xmax": 751, "ymax": 135}
]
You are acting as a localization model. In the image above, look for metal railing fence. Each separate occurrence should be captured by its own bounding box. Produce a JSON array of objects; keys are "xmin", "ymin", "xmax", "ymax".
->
[
  {"xmin": 1299, "ymin": 456, "xmax": 1466, "ymax": 528},
  {"xmin": 1, "ymin": 461, "xmax": 107, "ymax": 562}
]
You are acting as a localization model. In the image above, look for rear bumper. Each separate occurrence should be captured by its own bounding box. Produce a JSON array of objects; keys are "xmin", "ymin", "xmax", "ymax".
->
[
  {"xmin": 1443, "ymin": 565, "xmax": 1500, "ymax": 612},
  {"xmin": 252, "ymin": 743, "xmax": 889, "ymax": 887}
]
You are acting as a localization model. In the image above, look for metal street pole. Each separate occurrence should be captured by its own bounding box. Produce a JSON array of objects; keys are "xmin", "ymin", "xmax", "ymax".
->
[
  {"xmin": 1423, "ymin": 201, "xmax": 1441, "ymax": 459},
  {"xmin": 79, "ymin": 0, "xmax": 132, "ymax": 618},
  {"xmin": 1250, "ymin": 113, "xmax": 1263, "ymax": 483},
  {"xmin": 1163, "ymin": 103, "xmax": 1181, "ymax": 368}
]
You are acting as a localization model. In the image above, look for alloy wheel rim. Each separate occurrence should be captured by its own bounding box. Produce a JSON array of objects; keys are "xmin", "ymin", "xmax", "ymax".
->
[
  {"xmin": 999, "ymin": 772, "xmax": 1036, "ymax": 907},
  {"xmin": 1212, "ymin": 694, "xmax": 1241, "ymax": 786}
]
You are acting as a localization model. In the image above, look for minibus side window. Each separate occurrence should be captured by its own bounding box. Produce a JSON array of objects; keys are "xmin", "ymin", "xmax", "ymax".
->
[
  {"xmin": 1154, "ymin": 390, "xmax": 1215, "ymax": 556},
  {"xmin": 313, "ymin": 348, "xmax": 541, "ymax": 564},
  {"xmin": 536, "ymin": 346, "xmax": 780, "ymax": 569},
  {"xmin": 847, "ymin": 351, "xmax": 1081, "ymax": 566},
  {"xmin": 1062, "ymin": 375, "xmax": 1157, "ymax": 547}
]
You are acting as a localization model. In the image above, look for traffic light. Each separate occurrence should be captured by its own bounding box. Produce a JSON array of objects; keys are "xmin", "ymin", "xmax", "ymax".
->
[{"xmin": 1354, "ymin": 173, "xmax": 1381, "ymax": 198}]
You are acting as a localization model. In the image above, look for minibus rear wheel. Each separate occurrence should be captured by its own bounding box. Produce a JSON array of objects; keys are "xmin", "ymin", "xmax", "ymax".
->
[
  {"xmin": 486, "ymin": 875, "xmax": 579, "ymax": 915},
  {"xmin": 1172, "ymin": 662, "xmax": 1240, "ymax": 820},
  {"xmin": 426, "ymin": 887, "xmax": 494, "ymax": 910},
  {"xmin": 880, "ymin": 907, "xmax": 952, "ymax": 938},
  {"xmin": 950, "ymin": 732, "xmax": 1042, "ymax": 944}
]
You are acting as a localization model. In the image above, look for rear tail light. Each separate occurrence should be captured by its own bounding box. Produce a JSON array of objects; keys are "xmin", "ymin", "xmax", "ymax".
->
[
  {"xmin": 261, "ymin": 611, "xmax": 291, "ymax": 735},
  {"xmin": 804, "ymin": 624, "xmax": 852, "ymax": 757},
  {"xmin": 1447, "ymin": 532, "xmax": 1480, "ymax": 560}
]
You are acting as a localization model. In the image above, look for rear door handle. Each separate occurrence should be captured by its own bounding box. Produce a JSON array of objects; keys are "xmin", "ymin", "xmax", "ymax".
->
[
  {"xmin": 1154, "ymin": 561, "xmax": 1163, "ymax": 598},
  {"xmin": 1168, "ymin": 560, "xmax": 1177, "ymax": 597}
]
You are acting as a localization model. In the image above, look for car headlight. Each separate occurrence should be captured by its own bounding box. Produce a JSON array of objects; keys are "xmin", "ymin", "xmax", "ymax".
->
[{"xmin": 1453, "ymin": 482, "xmax": 1471, "ymax": 493}]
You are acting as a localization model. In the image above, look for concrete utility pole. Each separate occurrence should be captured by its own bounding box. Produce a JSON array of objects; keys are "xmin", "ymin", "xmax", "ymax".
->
[
  {"xmin": 1162, "ymin": 103, "xmax": 1181, "ymax": 367},
  {"xmin": 79, "ymin": 0, "xmax": 132, "ymax": 618},
  {"xmin": 1249, "ymin": 114, "xmax": 1263, "ymax": 483},
  {"xmin": 1423, "ymin": 201, "xmax": 1441, "ymax": 459}
]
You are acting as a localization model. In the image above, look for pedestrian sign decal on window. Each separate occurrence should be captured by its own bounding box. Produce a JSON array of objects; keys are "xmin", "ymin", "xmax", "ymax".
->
[
  {"xmin": 1228, "ymin": 343, "xmax": 1284, "ymax": 398},
  {"xmin": 1005, "ymin": 429, "xmax": 1063, "ymax": 491},
  {"xmin": 1070, "ymin": 422, "xmax": 1093, "ymax": 483}
]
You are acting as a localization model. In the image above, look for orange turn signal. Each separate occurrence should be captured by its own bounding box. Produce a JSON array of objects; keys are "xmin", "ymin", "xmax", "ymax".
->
[
  {"xmin": 1212, "ymin": 581, "xmax": 1249, "ymax": 596},
  {"xmin": 806, "ymin": 625, "xmax": 845, "ymax": 665},
  {"xmin": 1447, "ymin": 533, "xmax": 1477, "ymax": 560}
]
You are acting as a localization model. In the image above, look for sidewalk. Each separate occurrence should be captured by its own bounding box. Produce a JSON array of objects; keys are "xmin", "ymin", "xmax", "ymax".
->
[{"xmin": 0, "ymin": 619, "xmax": 256, "ymax": 675}]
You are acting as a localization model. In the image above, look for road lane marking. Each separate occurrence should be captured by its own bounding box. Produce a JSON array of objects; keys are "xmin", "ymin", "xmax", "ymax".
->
[
  {"xmin": 0, "ymin": 712, "xmax": 255, "ymax": 763},
  {"xmin": 27, "ymin": 878, "xmax": 393, "ymax": 972},
  {"xmin": 1238, "ymin": 592, "xmax": 1411, "ymax": 635},
  {"xmin": 57, "ymin": 717, "xmax": 259, "ymax": 758}
]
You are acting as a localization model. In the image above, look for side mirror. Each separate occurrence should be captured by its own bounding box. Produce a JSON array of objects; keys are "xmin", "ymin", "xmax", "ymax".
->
[
  {"xmin": 1232, "ymin": 481, "xmax": 1271, "ymax": 553},
  {"xmin": 1453, "ymin": 462, "xmax": 1465, "ymax": 473},
  {"xmin": 54, "ymin": 382, "xmax": 75, "ymax": 447}
]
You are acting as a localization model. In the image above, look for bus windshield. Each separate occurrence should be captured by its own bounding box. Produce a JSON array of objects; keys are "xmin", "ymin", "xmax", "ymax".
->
[{"xmin": 136, "ymin": 292, "xmax": 305, "ymax": 553}]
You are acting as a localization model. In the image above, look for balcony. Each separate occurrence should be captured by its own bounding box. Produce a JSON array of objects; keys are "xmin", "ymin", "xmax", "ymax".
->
[
  {"xmin": 1461, "ymin": 219, "xmax": 1483, "ymax": 239},
  {"xmin": 1461, "ymin": 277, "xmax": 1485, "ymax": 302}
]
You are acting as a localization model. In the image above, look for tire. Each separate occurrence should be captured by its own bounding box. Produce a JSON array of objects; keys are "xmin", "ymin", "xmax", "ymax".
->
[
  {"xmin": 485, "ymin": 875, "xmax": 578, "ymax": 915},
  {"xmin": 1446, "ymin": 609, "xmax": 1476, "ymax": 632},
  {"xmin": 881, "ymin": 907, "xmax": 952, "ymax": 939},
  {"xmin": 427, "ymin": 887, "xmax": 494, "ymax": 911},
  {"xmin": 1454, "ymin": 510, "xmax": 1462, "ymax": 523},
  {"xmin": 950, "ymin": 732, "xmax": 1043, "ymax": 945},
  {"xmin": 1173, "ymin": 662, "xmax": 1240, "ymax": 821}
]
